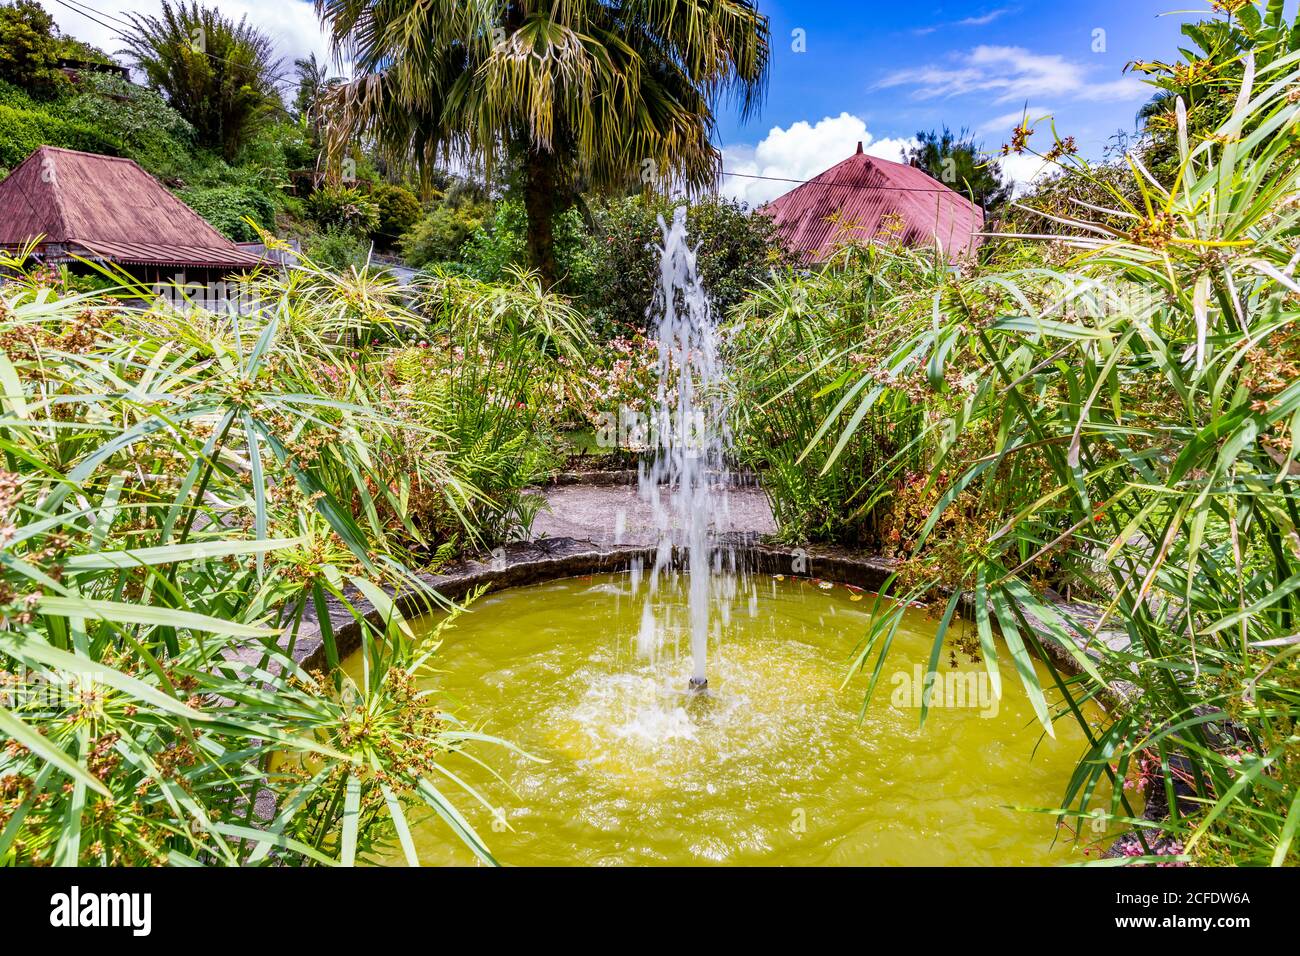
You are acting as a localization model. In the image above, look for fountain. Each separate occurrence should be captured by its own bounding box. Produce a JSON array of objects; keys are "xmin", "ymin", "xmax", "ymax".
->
[
  {"xmin": 639, "ymin": 206, "xmax": 734, "ymax": 691},
  {"xmin": 330, "ymin": 207, "xmax": 1120, "ymax": 866}
]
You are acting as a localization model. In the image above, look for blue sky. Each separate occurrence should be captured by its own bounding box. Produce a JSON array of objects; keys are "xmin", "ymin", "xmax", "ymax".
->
[
  {"xmin": 51, "ymin": 1, "xmax": 1252, "ymax": 202},
  {"xmin": 718, "ymin": 1, "xmax": 1193, "ymax": 149},
  {"xmin": 716, "ymin": 1, "xmax": 1217, "ymax": 202}
]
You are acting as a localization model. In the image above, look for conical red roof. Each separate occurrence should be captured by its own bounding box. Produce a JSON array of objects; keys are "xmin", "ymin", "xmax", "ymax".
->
[{"xmin": 759, "ymin": 145, "xmax": 985, "ymax": 262}]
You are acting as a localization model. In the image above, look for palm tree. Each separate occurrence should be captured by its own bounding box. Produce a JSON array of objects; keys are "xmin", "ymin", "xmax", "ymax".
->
[
  {"xmin": 292, "ymin": 53, "xmax": 343, "ymax": 147},
  {"xmin": 314, "ymin": 0, "xmax": 770, "ymax": 284}
]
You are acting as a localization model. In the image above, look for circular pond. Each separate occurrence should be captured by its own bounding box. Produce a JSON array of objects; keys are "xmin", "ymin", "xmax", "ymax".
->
[{"xmin": 346, "ymin": 571, "xmax": 1112, "ymax": 865}]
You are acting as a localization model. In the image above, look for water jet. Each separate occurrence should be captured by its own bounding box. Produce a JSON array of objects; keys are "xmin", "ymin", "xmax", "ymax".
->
[{"xmin": 640, "ymin": 206, "xmax": 736, "ymax": 693}]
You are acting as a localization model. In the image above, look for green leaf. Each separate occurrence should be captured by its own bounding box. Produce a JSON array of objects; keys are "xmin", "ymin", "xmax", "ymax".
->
[
  {"xmin": 63, "ymin": 537, "xmax": 302, "ymax": 571},
  {"xmin": 341, "ymin": 773, "xmax": 361, "ymax": 867},
  {"xmin": 0, "ymin": 634, "xmax": 208, "ymax": 720},
  {"xmin": 990, "ymin": 587, "xmax": 1053, "ymax": 735},
  {"xmin": 0, "ymin": 709, "xmax": 108, "ymax": 796},
  {"xmin": 36, "ymin": 595, "xmax": 275, "ymax": 638}
]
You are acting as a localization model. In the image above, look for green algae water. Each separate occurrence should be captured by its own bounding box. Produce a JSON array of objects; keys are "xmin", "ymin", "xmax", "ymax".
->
[{"xmin": 345, "ymin": 572, "xmax": 1113, "ymax": 866}]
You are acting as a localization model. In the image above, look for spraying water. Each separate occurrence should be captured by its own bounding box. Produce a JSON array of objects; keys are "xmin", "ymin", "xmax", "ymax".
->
[{"xmin": 638, "ymin": 206, "xmax": 734, "ymax": 690}]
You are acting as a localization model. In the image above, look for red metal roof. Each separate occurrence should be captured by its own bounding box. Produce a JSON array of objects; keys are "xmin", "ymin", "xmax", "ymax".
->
[
  {"xmin": 759, "ymin": 144, "xmax": 985, "ymax": 262},
  {"xmin": 0, "ymin": 147, "xmax": 264, "ymax": 270}
]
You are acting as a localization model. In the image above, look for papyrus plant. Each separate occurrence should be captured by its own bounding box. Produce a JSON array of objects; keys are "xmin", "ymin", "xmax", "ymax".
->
[
  {"xmin": 0, "ymin": 252, "xmax": 516, "ymax": 865},
  {"xmin": 802, "ymin": 53, "xmax": 1300, "ymax": 864}
]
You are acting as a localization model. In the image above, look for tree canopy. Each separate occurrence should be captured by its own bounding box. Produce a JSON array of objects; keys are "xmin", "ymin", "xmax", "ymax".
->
[
  {"xmin": 314, "ymin": 0, "xmax": 771, "ymax": 283},
  {"xmin": 120, "ymin": 0, "xmax": 283, "ymax": 162},
  {"xmin": 905, "ymin": 127, "xmax": 1012, "ymax": 213}
]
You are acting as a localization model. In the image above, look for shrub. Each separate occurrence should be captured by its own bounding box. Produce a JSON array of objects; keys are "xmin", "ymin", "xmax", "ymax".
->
[
  {"xmin": 456, "ymin": 198, "xmax": 592, "ymax": 289},
  {"xmin": 0, "ymin": 249, "xmax": 512, "ymax": 866},
  {"xmin": 228, "ymin": 119, "xmax": 306, "ymax": 189},
  {"xmin": 458, "ymin": 199, "xmax": 528, "ymax": 281},
  {"xmin": 304, "ymin": 227, "xmax": 370, "ymax": 271},
  {"xmin": 0, "ymin": 76, "xmax": 37, "ymax": 107},
  {"xmin": 370, "ymin": 182, "xmax": 421, "ymax": 247},
  {"xmin": 729, "ymin": 243, "xmax": 940, "ymax": 545},
  {"xmin": 178, "ymin": 183, "xmax": 276, "ymax": 241},
  {"xmin": 0, "ymin": 101, "xmax": 122, "ymax": 168},
  {"xmin": 400, "ymin": 198, "xmax": 490, "ymax": 268},
  {"xmin": 60, "ymin": 73, "xmax": 196, "ymax": 178},
  {"xmin": 306, "ymin": 185, "xmax": 380, "ymax": 236},
  {"xmin": 405, "ymin": 266, "xmax": 589, "ymax": 543},
  {"xmin": 581, "ymin": 194, "xmax": 791, "ymax": 335},
  {"xmin": 742, "ymin": 47, "xmax": 1300, "ymax": 865}
]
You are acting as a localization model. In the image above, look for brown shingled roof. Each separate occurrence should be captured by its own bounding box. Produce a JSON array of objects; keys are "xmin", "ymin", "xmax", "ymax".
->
[
  {"xmin": 0, "ymin": 146, "xmax": 264, "ymax": 270},
  {"xmin": 759, "ymin": 143, "xmax": 985, "ymax": 263}
]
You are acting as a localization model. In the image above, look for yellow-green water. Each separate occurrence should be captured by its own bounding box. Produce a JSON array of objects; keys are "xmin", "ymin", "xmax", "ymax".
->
[{"xmin": 346, "ymin": 572, "xmax": 1113, "ymax": 866}]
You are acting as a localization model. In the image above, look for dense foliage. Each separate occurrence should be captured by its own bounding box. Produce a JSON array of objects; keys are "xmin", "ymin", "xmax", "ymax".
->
[
  {"xmin": 179, "ymin": 183, "xmax": 276, "ymax": 241},
  {"xmin": 904, "ymin": 127, "xmax": 1013, "ymax": 212},
  {"xmin": 729, "ymin": 242, "xmax": 938, "ymax": 544},
  {"xmin": 369, "ymin": 183, "xmax": 421, "ymax": 246},
  {"xmin": 316, "ymin": 0, "xmax": 771, "ymax": 282},
  {"xmin": 0, "ymin": 0, "xmax": 73, "ymax": 99},
  {"xmin": 120, "ymin": 0, "xmax": 283, "ymax": 161},
  {"xmin": 0, "ymin": 83, "xmax": 122, "ymax": 169},
  {"xmin": 0, "ymin": 247, "xmax": 586, "ymax": 865},
  {"xmin": 59, "ymin": 73, "xmax": 197, "ymax": 178},
  {"xmin": 306, "ymin": 185, "xmax": 380, "ymax": 236},
  {"xmin": 400, "ymin": 193, "xmax": 491, "ymax": 271},
  {"xmin": 581, "ymin": 194, "xmax": 791, "ymax": 335}
]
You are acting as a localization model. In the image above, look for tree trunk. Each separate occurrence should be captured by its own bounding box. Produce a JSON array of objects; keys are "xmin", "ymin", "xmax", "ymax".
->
[{"xmin": 523, "ymin": 146, "xmax": 558, "ymax": 287}]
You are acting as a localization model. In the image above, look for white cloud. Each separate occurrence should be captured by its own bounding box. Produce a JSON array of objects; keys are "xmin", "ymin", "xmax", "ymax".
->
[
  {"xmin": 913, "ymin": 7, "xmax": 1017, "ymax": 36},
  {"xmin": 997, "ymin": 153, "xmax": 1054, "ymax": 197},
  {"xmin": 958, "ymin": 8, "xmax": 1016, "ymax": 27},
  {"xmin": 878, "ymin": 45, "xmax": 1145, "ymax": 105},
  {"xmin": 49, "ymin": 0, "xmax": 338, "ymax": 82},
  {"xmin": 721, "ymin": 113, "xmax": 917, "ymax": 206}
]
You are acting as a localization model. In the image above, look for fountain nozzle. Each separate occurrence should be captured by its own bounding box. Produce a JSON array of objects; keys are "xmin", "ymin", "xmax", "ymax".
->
[{"xmin": 688, "ymin": 677, "xmax": 709, "ymax": 693}]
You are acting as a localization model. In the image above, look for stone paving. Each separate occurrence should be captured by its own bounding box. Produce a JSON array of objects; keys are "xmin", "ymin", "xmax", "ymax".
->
[{"xmin": 528, "ymin": 481, "xmax": 778, "ymax": 548}]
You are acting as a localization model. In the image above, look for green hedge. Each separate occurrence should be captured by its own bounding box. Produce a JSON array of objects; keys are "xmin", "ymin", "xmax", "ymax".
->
[{"xmin": 0, "ymin": 102, "xmax": 122, "ymax": 168}]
